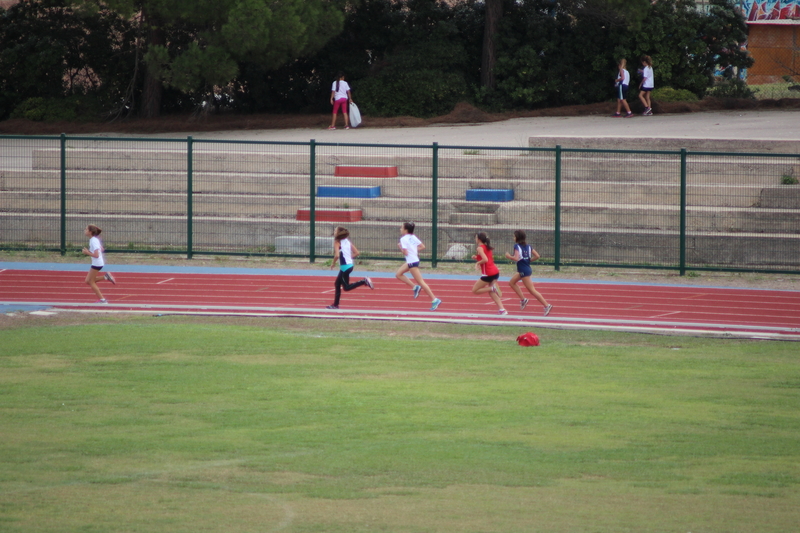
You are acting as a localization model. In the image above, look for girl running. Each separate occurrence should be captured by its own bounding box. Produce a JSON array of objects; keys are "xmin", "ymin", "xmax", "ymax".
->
[
  {"xmin": 81, "ymin": 224, "xmax": 115, "ymax": 304},
  {"xmin": 504, "ymin": 230, "xmax": 553, "ymax": 316},
  {"xmin": 395, "ymin": 222, "xmax": 442, "ymax": 311},
  {"xmin": 327, "ymin": 226, "xmax": 373, "ymax": 309},
  {"xmin": 472, "ymin": 232, "xmax": 506, "ymax": 315}
]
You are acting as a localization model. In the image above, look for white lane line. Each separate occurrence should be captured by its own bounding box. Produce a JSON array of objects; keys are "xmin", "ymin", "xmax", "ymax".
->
[
  {"xmin": 651, "ymin": 311, "xmax": 681, "ymax": 318},
  {"xmin": 155, "ymin": 278, "xmax": 175, "ymax": 285}
]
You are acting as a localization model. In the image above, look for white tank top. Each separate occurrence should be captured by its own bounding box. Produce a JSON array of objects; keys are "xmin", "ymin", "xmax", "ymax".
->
[{"xmin": 339, "ymin": 238, "xmax": 353, "ymax": 268}]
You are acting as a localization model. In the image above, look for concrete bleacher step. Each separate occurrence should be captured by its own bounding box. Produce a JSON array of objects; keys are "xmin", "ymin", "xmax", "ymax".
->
[
  {"xmin": 4, "ymin": 212, "xmax": 798, "ymax": 268},
  {"xmin": 1, "ymin": 168, "xmax": 786, "ymax": 206},
  {"xmin": 7, "ymin": 190, "xmax": 799, "ymax": 232},
  {"xmin": 449, "ymin": 213, "xmax": 498, "ymax": 225}
]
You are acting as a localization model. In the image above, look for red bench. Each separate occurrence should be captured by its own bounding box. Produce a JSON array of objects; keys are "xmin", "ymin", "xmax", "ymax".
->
[
  {"xmin": 334, "ymin": 165, "xmax": 398, "ymax": 178},
  {"xmin": 296, "ymin": 209, "xmax": 363, "ymax": 222}
]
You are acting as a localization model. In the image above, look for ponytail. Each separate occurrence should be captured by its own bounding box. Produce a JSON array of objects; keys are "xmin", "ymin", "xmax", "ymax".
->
[{"xmin": 476, "ymin": 232, "xmax": 493, "ymax": 252}]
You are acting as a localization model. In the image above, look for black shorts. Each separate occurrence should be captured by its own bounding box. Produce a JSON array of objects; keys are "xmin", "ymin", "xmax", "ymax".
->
[
  {"xmin": 407, "ymin": 261, "xmax": 420, "ymax": 268},
  {"xmin": 91, "ymin": 265, "xmax": 103, "ymax": 271},
  {"xmin": 480, "ymin": 273, "xmax": 499, "ymax": 283}
]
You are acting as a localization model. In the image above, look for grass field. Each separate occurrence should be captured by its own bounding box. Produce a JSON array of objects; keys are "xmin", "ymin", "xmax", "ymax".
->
[{"xmin": 1, "ymin": 314, "xmax": 799, "ymax": 532}]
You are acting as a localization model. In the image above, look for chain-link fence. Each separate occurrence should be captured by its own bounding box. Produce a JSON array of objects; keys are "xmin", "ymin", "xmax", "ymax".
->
[{"xmin": 1, "ymin": 134, "xmax": 798, "ymax": 274}]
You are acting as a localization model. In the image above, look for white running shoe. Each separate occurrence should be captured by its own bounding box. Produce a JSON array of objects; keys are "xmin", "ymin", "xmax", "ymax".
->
[
  {"xmin": 520, "ymin": 298, "xmax": 529, "ymax": 310},
  {"xmin": 365, "ymin": 277, "xmax": 374, "ymax": 289},
  {"xmin": 543, "ymin": 304, "xmax": 553, "ymax": 317},
  {"xmin": 498, "ymin": 309, "xmax": 508, "ymax": 315},
  {"xmin": 104, "ymin": 272, "xmax": 116, "ymax": 285}
]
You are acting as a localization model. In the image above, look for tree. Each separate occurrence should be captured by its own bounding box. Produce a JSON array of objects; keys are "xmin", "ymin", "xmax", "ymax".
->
[
  {"xmin": 81, "ymin": 0, "xmax": 347, "ymax": 117},
  {"xmin": 480, "ymin": 0, "xmax": 649, "ymax": 92},
  {"xmin": 0, "ymin": 0, "xmax": 135, "ymax": 120}
]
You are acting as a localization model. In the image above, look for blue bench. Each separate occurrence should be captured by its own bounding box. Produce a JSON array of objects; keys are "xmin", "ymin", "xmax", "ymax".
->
[
  {"xmin": 317, "ymin": 186, "xmax": 381, "ymax": 198},
  {"xmin": 466, "ymin": 189, "xmax": 514, "ymax": 202}
]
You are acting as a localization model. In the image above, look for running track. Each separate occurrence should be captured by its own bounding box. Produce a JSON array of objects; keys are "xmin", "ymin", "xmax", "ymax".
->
[{"xmin": 2, "ymin": 263, "xmax": 799, "ymax": 340}]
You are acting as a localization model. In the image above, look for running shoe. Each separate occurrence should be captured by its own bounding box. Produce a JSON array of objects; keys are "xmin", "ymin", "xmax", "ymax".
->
[
  {"xmin": 520, "ymin": 298, "xmax": 529, "ymax": 310},
  {"xmin": 365, "ymin": 277, "xmax": 374, "ymax": 289},
  {"xmin": 96, "ymin": 299, "xmax": 108, "ymax": 304},
  {"xmin": 624, "ymin": 112, "xmax": 633, "ymax": 118},
  {"xmin": 328, "ymin": 126, "xmax": 336, "ymax": 130},
  {"xmin": 345, "ymin": 126, "xmax": 350, "ymax": 130},
  {"xmin": 104, "ymin": 272, "xmax": 116, "ymax": 285},
  {"xmin": 326, "ymin": 305, "xmax": 339, "ymax": 309},
  {"xmin": 644, "ymin": 108, "xmax": 653, "ymax": 116},
  {"xmin": 413, "ymin": 285, "xmax": 421, "ymax": 299},
  {"xmin": 543, "ymin": 304, "xmax": 553, "ymax": 317},
  {"xmin": 491, "ymin": 284, "xmax": 498, "ymax": 294},
  {"xmin": 430, "ymin": 298, "xmax": 442, "ymax": 311},
  {"xmin": 611, "ymin": 113, "xmax": 621, "ymax": 117},
  {"xmin": 498, "ymin": 309, "xmax": 508, "ymax": 315}
]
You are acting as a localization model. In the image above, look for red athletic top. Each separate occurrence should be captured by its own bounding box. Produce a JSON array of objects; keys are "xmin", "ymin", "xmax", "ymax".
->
[{"xmin": 476, "ymin": 244, "xmax": 499, "ymax": 277}]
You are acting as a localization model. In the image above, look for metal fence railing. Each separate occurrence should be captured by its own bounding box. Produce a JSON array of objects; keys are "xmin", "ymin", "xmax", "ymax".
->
[{"xmin": 1, "ymin": 134, "xmax": 798, "ymax": 274}]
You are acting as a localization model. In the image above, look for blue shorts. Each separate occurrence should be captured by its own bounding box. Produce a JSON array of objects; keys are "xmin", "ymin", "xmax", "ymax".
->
[
  {"xmin": 640, "ymin": 87, "xmax": 653, "ymax": 92},
  {"xmin": 616, "ymin": 84, "xmax": 629, "ymax": 100},
  {"xmin": 407, "ymin": 261, "xmax": 420, "ymax": 268},
  {"xmin": 91, "ymin": 265, "xmax": 103, "ymax": 271},
  {"xmin": 517, "ymin": 264, "xmax": 533, "ymax": 278}
]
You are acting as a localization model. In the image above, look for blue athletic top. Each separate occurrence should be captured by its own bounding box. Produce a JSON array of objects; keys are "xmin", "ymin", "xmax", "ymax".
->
[{"xmin": 515, "ymin": 244, "xmax": 532, "ymax": 271}]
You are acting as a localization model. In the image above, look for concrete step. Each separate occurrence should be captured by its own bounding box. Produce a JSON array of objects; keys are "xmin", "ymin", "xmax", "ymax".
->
[
  {"xmin": 0, "ymin": 169, "xmax": 786, "ymax": 200},
  {"xmin": 4, "ymin": 212, "xmax": 798, "ymax": 268},
  {"xmin": 449, "ymin": 213, "xmax": 498, "ymax": 225},
  {"xmin": 527, "ymin": 136, "xmax": 800, "ymax": 154},
  {"xmin": 29, "ymin": 147, "xmax": 799, "ymax": 182},
  {"xmin": 5, "ymin": 192, "xmax": 799, "ymax": 233}
]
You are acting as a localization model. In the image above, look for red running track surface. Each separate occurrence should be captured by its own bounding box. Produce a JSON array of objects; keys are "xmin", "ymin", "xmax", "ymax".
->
[{"xmin": 2, "ymin": 269, "xmax": 800, "ymax": 340}]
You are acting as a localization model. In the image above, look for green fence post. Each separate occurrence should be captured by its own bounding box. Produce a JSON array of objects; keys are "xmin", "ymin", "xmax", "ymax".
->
[
  {"xmin": 60, "ymin": 133, "xmax": 66, "ymax": 256},
  {"xmin": 431, "ymin": 142, "xmax": 439, "ymax": 268},
  {"xmin": 309, "ymin": 139, "xmax": 316, "ymax": 263},
  {"xmin": 187, "ymin": 136, "xmax": 193, "ymax": 260},
  {"xmin": 679, "ymin": 148, "xmax": 687, "ymax": 276},
  {"xmin": 554, "ymin": 145, "xmax": 562, "ymax": 271}
]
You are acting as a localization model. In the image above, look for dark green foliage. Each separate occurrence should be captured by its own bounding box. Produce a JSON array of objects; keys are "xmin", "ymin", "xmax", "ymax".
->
[
  {"xmin": 10, "ymin": 95, "xmax": 103, "ymax": 122},
  {"xmin": 651, "ymin": 87, "xmax": 700, "ymax": 102},
  {"xmin": 0, "ymin": 0, "xmax": 758, "ymax": 120},
  {"xmin": 707, "ymin": 78, "xmax": 757, "ymax": 99},
  {"xmin": 0, "ymin": 0, "xmax": 135, "ymax": 120}
]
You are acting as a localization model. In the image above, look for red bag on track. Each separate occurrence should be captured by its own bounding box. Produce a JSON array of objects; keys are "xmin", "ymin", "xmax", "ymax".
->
[{"xmin": 516, "ymin": 332, "xmax": 540, "ymax": 347}]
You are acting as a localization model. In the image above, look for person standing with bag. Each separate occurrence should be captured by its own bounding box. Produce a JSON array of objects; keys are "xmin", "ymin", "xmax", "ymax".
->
[{"xmin": 329, "ymin": 72, "xmax": 352, "ymax": 130}]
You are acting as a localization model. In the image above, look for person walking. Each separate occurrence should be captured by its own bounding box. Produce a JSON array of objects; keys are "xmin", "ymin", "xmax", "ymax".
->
[
  {"xmin": 638, "ymin": 55, "xmax": 654, "ymax": 116},
  {"xmin": 613, "ymin": 58, "xmax": 633, "ymax": 118}
]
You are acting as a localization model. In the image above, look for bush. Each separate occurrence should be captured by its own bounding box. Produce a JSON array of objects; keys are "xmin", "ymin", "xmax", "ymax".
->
[
  {"xmin": 10, "ymin": 95, "xmax": 101, "ymax": 122},
  {"xmin": 651, "ymin": 87, "xmax": 699, "ymax": 102},
  {"xmin": 358, "ymin": 70, "xmax": 467, "ymax": 117},
  {"xmin": 706, "ymin": 79, "xmax": 756, "ymax": 100}
]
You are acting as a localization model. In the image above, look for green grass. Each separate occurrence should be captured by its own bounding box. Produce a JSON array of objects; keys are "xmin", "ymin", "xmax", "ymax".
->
[{"xmin": 1, "ymin": 316, "xmax": 799, "ymax": 532}]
